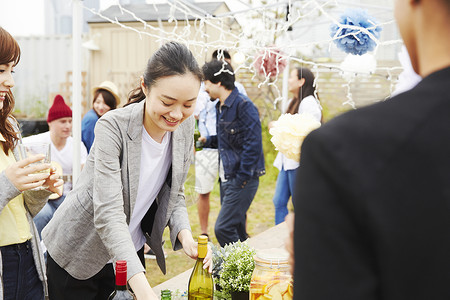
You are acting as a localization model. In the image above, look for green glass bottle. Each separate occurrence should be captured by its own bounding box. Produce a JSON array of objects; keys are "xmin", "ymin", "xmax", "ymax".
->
[
  {"xmin": 188, "ymin": 235, "xmax": 213, "ymax": 300},
  {"xmin": 161, "ymin": 289, "xmax": 172, "ymax": 300},
  {"xmin": 194, "ymin": 120, "xmax": 203, "ymax": 151}
]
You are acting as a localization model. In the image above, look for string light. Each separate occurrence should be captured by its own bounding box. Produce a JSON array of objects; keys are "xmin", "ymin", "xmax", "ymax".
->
[{"xmin": 81, "ymin": 0, "xmax": 403, "ymax": 109}]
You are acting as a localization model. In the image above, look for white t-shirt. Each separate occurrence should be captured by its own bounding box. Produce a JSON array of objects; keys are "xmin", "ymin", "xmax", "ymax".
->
[
  {"xmin": 234, "ymin": 81, "xmax": 247, "ymax": 96},
  {"xmin": 128, "ymin": 127, "xmax": 172, "ymax": 251},
  {"xmin": 23, "ymin": 131, "xmax": 88, "ymax": 194},
  {"xmin": 274, "ymin": 95, "xmax": 322, "ymax": 171},
  {"xmin": 298, "ymin": 95, "xmax": 322, "ymax": 122}
]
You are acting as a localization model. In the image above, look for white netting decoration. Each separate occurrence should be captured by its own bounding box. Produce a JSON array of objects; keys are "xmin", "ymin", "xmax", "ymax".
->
[{"xmin": 82, "ymin": 0, "xmax": 404, "ymax": 108}]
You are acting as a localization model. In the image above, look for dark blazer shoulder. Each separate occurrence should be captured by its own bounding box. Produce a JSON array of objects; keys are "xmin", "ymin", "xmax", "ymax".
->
[{"xmin": 303, "ymin": 70, "xmax": 450, "ymax": 192}]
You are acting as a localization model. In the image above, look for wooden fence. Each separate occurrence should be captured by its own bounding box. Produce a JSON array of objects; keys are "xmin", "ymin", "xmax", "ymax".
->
[{"xmin": 236, "ymin": 62, "xmax": 402, "ymax": 123}]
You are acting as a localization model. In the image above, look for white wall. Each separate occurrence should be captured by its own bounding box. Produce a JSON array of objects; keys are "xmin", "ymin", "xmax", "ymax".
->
[{"xmin": 13, "ymin": 35, "xmax": 89, "ymax": 118}]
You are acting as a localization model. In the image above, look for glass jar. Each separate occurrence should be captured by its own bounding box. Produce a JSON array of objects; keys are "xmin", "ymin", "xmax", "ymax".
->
[{"xmin": 250, "ymin": 248, "xmax": 293, "ymax": 300}]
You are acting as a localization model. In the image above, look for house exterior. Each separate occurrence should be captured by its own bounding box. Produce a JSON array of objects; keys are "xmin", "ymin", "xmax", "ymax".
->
[
  {"xmin": 12, "ymin": 0, "xmax": 403, "ymax": 122},
  {"xmin": 86, "ymin": 1, "xmax": 240, "ymax": 107}
]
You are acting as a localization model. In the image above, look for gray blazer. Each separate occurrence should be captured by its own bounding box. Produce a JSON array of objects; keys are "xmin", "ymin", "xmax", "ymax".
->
[
  {"xmin": 0, "ymin": 119, "xmax": 51, "ymax": 300},
  {"xmin": 42, "ymin": 100, "xmax": 193, "ymax": 280}
]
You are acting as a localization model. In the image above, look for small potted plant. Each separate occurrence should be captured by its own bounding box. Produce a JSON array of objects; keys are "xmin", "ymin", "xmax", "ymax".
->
[
  {"xmin": 214, "ymin": 241, "xmax": 256, "ymax": 300},
  {"xmin": 211, "ymin": 244, "xmax": 226, "ymax": 289}
]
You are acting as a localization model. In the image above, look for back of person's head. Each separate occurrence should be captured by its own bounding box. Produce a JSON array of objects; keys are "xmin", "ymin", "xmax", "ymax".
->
[
  {"xmin": 395, "ymin": 0, "xmax": 450, "ymax": 76},
  {"xmin": 296, "ymin": 67, "xmax": 316, "ymax": 100},
  {"xmin": 0, "ymin": 27, "xmax": 21, "ymax": 154},
  {"xmin": 212, "ymin": 49, "xmax": 231, "ymax": 61},
  {"xmin": 127, "ymin": 41, "xmax": 203, "ymax": 105},
  {"xmin": 202, "ymin": 60, "xmax": 236, "ymax": 91},
  {"xmin": 287, "ymin": 67, "xmax": 317, "ymax": 114}
]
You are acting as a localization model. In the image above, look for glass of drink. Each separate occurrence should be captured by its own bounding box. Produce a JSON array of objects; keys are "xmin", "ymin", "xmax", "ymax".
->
[{"xmin": 18, "ymin": 142, "xmax": 51, "ymax": 190}]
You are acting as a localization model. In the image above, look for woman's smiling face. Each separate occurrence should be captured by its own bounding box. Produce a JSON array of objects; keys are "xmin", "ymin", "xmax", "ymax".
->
[
  {"xmin": 93, "ymin": 93, "xmax": 111, "ymax": 116},
  {"xmin": 0, "ymin": 61, "xmax": 15, "ymax": 111},
  {"xmin": 143, "ymin": 73, "xmax": 200, "ymax": 142}
]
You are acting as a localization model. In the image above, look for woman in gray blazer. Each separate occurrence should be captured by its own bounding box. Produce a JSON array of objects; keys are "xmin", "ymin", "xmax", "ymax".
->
[{"xmin": 42, "ymin": 42, "xmax": 211, "ymax": 299}]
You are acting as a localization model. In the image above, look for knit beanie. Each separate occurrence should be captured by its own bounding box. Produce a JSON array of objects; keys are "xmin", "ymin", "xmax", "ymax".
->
[{"xmin": 47, "ymin": 95, "xmax": 72, "ymax": 123}]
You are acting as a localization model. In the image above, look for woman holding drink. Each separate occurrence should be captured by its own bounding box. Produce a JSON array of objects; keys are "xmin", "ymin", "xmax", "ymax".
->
[
  {"xmin": 0, "ymin": 27, "xmax": 63, "ymax": 300},
  {"xmin": 43, "ymin": 41, "xmax": 212, "ymax": 300}
]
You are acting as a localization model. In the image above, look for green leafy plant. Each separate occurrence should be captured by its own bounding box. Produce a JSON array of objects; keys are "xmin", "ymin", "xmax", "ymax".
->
[
  {"xmin": 216, "ymin": 241, "xmax": 256, "ymax": 298},
  {"xmin": 211, "ymin": 244, "xmax": 226, "ymax": 280}
]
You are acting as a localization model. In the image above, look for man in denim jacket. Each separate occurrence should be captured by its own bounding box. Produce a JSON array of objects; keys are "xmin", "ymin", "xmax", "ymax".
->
[{"xmin": 201, "ymin": 59, "xmax": 265, "ymax": 246}]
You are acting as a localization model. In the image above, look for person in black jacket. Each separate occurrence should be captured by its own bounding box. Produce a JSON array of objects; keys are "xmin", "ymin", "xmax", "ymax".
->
[{"xmin": 289, "ymin": 0, "xmax": 450, "ymax": 299}]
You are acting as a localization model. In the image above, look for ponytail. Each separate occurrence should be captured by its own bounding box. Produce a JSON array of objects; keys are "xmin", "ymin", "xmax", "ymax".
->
[{"xmin": 125, "ymin": 86, "xmax": 146, "ymax": 107}]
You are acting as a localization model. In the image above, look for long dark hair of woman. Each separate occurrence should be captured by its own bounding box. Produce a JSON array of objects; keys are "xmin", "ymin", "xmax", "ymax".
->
[
  {"xmin": 126, "ymin": 41, "xmax": 203, "ymax": 106},
  {"xmin": 0, "ymin": 27, "xmax": 21, "ymax": 155},
  {"xmin": 286, "ymin": 67, "xmax": 318, "ymax": 114}
]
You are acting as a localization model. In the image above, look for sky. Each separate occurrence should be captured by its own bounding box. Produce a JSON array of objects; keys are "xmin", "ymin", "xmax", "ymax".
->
[
  {"xmin": 1, "ymin": 0, "xmax": 117, "ymax": 36},
  {"xmin": 1, "ymin": 0, "xmax": 45, "ymax": 36},
  {"xmin": 1, "ymin": 0, "xmax": 246, "ymax": 36}
]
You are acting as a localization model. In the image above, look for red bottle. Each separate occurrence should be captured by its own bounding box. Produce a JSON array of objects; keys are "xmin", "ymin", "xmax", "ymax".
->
[{"xmin": 108, "ymin": 260, "xmax": 136, "ymax": 300}]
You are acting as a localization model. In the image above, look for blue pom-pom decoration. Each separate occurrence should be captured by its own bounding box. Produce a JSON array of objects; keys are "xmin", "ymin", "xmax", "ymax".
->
[{"xmin": 330, "ymin": 8, "xmax": 382, "ymax": 56}]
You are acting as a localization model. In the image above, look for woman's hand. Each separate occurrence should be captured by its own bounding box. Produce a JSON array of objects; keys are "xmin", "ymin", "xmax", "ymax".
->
[
  {"xmin": 128, "ymin": 272, "xmax": 158, "ymax": 300},
  {"xmin": 5, "ymin": 154, "xmax": 52, "ymax": 192},
  {"xmin": 181, "ymin": 233, "xmax": 197, "ymax": 259},
  {"xmin": 44, "ymin": 166, "xmax": 64, "ymax": 196},
  {"xmin": 178, "ymin": 229, "xmax": 213, "ymax": 273}
]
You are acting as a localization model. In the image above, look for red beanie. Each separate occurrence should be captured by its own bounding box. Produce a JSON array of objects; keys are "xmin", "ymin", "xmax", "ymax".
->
[{"xmin": 47, "ymin": 95, "xmax": 72, "ymax": 123}]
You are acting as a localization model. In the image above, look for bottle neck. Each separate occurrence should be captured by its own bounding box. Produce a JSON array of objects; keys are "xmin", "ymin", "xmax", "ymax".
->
[
  {"xmin": 196, "ymin": 257, "xmax": 205, "ymax": 264},
  {"xmin": 115, "ymin": 284, "xmax": 127, "ymax": 291},
  {"xmin": 198, "ymin": 243, "xmax": 207, "ymax": 259},
  {"xmin": 116, "ymin": 270, "xmax": 127, "ymax": 287}
]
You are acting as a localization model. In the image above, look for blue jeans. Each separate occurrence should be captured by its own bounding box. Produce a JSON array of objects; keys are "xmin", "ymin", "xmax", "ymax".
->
[
  {"xmin": 34, "ymin": 195, "xmax": 65, "ymax": 239},
  {"xmin": 272, "ymin": 168, "xmax": 297, "ymax": 225},
  {"xmin": 1, "ymin": 241, "xmax": 44, "ymax": 300},
  {"xmin": 215, "ymin": 177, "xmax": 259, "ymax": 247}
]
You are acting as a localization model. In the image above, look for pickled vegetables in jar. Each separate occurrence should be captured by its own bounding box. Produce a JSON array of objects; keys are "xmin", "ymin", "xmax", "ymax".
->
[{"xmin": 250, "ymin": 249, "xmax": 293, "ymax": 300}]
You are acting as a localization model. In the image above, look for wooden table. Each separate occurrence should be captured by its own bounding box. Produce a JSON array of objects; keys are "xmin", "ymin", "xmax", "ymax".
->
[{"xmin": 153, "ymin": 221, "xmax": 288, "ymax": 294}]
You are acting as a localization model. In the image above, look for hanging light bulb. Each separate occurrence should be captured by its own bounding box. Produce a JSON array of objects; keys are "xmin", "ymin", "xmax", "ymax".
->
[{"xmin": 233, "ymin": 52, "xmax": 246, "ymax": 65}]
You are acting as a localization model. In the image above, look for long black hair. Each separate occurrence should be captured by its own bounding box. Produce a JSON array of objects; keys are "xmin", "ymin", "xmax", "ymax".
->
[
  {"xmin": 126, "ymin": 41, "xmax": 203, "ymax": 106},
  {"xmin": 286, "ymin": 67, "xmax": 318, "ymax": 114}
]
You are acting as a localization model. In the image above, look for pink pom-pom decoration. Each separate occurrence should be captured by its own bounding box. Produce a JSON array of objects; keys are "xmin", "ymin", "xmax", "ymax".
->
[{"xmin": 253, "ymin": 48, "xmax": 287, "ymax": 78}]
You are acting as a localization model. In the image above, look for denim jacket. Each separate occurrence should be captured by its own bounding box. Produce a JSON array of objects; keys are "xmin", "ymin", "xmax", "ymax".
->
[{"xmin": 204, "ymin": 88, "xmax": 265, "ymax": 186}]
